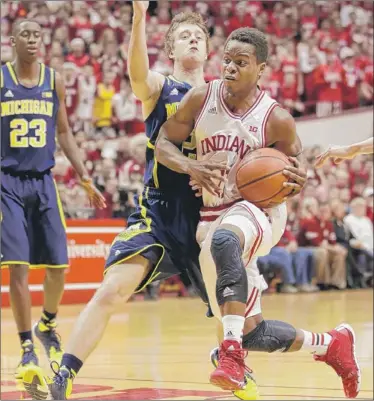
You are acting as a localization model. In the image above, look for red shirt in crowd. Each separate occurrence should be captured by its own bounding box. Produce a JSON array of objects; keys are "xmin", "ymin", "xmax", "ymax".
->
[
  {"xmin": 95, "ymin": 192, "xmax": 114, "ymax": 219},
  {"xmin": 300, "ymin": 15, "xmax": 318, "ymax": 33},
  {"xmin": 317, "ymin": 29, "xmax": 333, "ymax": 52},
  {"xmin": 363, "ymin": 64, "xmax": 373, "ymax": 86},
  {"xmin": 69, "ymin": 17, "xmax": 94, "ymax": 43},
  {"xmin": 278, "ymin": 81, "xmax": 298, "ymax": 110},
  {"xmin": 226, "ymin": 13, "xmax": 253, "ymax": 35},
  {"xmin": 261, "ymin": 78, "xmax": 281, "ymax": 100},
  {"xmin": 331, "ymin": 27, "xmax": 351, "ymax": 47},
  {"xmin": 276, "ymin": 226, "xmax": 296, "ymax": 247},
  {"xmin": 298, "ymin": 217, "xmax": 337, "ymax": 247},
  {"xmin": 342, "ymin": 64, "xmax": 361, "ymax": 109},
  {"xmin": 281, "ymin": 58, "xmax": 298, "ymax": 81},
  {"xmin": 313, "ymin": 62, "xmax": 344, "ymax": 102},
  {"xmin": 66, "ymin": 53, "xmax": 90, "ymax": 68},
  {"xmin": 65, "ymin": 75, "xmax": 80, "ymax": 121},
  {"xmin": 94, "ymin": 23, "xmax": 116, "ymax": 42}
]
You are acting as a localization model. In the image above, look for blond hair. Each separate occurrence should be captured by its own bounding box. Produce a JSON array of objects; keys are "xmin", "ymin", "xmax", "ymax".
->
[{"xmin": 164, "ymin": 12, "xmax": 210, "ymax": 59}]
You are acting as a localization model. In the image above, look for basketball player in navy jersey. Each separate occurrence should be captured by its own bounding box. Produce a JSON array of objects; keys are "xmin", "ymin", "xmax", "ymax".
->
[
  {"xmin": 1, "ymin": 19, "xmax": 105, "ymax": 383},
  {"xmin": 23, "ymin": 4, "xmax": 255, "ymax": 400}
]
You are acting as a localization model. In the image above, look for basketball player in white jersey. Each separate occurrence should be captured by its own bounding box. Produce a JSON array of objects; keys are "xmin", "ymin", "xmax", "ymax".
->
[
  {"xmin": 156, "ymin": 28, "xmax": 360, "ymax": 399},
  {"xmin": 315, "ymin": 137, "xmax": 374, "ymax": 167}
]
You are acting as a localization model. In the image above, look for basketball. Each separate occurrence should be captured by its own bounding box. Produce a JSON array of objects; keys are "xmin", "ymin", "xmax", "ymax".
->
[{"xmin": 236, "ymin": 148, "xmax": 293, "ymax": 209}]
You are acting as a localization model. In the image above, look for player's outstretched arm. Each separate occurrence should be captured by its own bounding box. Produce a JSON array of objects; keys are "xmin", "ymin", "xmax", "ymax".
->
[
  {"xmin": 266, "ymin": 107, "xmax": 307, "ymax": 198},
  {"xmin": 127, "ymin": 0, "xmax": 165, "ymax": 104},
  {"xmin": 55, "ymin": 72, "xmax": 106, "ymax": 209},
  {"xmin": 156, "ymin": 85, "xmax": 228, "ymax": 195},
  {"xmin": 315, "ymin": 137, "xmax": 374, "ymax": 168}
]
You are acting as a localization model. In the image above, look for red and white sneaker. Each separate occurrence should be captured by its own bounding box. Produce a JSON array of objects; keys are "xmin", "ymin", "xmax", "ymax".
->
[
  {"xmin": 210, "ymin": 340, "xmax": 247, "ymax": 391},
  {"xmin": 314, "ymin": 323, "xmax": 361, "ymax": 398}
]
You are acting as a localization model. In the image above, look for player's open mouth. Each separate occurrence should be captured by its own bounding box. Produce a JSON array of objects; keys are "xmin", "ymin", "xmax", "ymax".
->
[{"xmin": 224, "ymin": 76, "xmax": 236, "ymax": 81}]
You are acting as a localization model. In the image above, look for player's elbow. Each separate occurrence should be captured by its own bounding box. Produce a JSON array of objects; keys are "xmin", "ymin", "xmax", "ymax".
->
[{"xmin": 131, "ymin": 85, "xmax": 152, "ymax": 102}]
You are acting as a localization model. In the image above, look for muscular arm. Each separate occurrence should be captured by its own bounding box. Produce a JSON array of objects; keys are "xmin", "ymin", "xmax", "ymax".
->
[
  {"xmin": 155, "ymin": 86, "xmax": 207, "ymax": 174},
  {"xmin": 266, "ymin": 106, "xmax": 302, "ymax": 157},
  {"xmin": 156, "ymin": 84, "xmax": 226, "ymax": 195},
  {"xmin": 127, "ymin": 4, "xmax": 165, "ymax": 104},
  {"xmin": 56, "ymin": 72, "xmax": 89, "ymax": 180},
  {"xmin": 266, "ymin": 106, "xmax": 307, "ymax": 195}
]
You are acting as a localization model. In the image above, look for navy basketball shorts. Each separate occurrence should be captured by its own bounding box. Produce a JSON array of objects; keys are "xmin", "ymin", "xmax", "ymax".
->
[
  {"xmin": 1, "ymin": 170, "xmax": 69, "ymax": 269},
  {"xmin": 105, "ymin": 188, "xmax": 207, "ymax": 300}
]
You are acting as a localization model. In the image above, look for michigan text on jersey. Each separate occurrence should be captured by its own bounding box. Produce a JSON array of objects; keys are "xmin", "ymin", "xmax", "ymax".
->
[{"xmin": 1, "ymin": 99, "xmax": 54, "ymax": 117}]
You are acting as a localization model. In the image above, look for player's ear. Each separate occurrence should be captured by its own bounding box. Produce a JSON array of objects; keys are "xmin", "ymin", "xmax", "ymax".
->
[
  {"xmin": 10, "ymin": 36, "xmax": 16, "ymax": 47},
  {"xmin": 257, "ymin": 63, "xmax": 266, "ymax": 80}
]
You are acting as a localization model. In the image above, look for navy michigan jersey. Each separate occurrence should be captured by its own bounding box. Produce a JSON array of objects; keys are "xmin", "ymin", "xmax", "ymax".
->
[
  {"xmin": 144, "ymin": 76, "xmax": 196, "ymax": 193},
  {"xmin": 1, "ymin": 62, "xmax": 59, "ymax": 172}
]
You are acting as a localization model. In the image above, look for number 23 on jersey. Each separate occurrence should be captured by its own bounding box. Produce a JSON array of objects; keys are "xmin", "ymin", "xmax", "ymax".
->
[{"xmin": 10, "ymin": 118, "xmax": 47, "ymax": 148}]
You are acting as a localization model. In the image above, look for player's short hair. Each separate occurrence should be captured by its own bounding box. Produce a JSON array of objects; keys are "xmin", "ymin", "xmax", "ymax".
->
[
  {"xmin": 164, "ymin": 12, "xmax": 210, "ymax": 58},
  {"xmin": 225, "ymin": 27, "xmax": 269, "ymax": 64},
  {"xmin": 12, "ymin": 18, "xmax": 41, "ymax": 36}
]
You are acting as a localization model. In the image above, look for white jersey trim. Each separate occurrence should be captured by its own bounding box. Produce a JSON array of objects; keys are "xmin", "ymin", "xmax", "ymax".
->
[
  {"xmin": 261, "ymin": 102, "xmax": 279, "ymax": 147},
  {"xmin": 218, "ymin": 81, "xmax": 265, "ymax": 120}
]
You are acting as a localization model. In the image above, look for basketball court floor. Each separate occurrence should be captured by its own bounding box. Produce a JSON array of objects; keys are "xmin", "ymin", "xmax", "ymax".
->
[{"xmin": 1, "ymin": 290, "xmax": 373, "ymax": 400}]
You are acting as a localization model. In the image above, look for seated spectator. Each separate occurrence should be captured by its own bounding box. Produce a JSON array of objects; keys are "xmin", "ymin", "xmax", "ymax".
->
[
  {"xmin": 330, "ymin": 198, "xmax": 367, "ymax": 288},
  {"xmin": 258, "ymin": 246, "xmax": 299, "ymax": 293},
  {"xmin": 298, "ymin": 198, "xmax": 347, "ymax": 290},
  {"xmin": 344, "ymin": 197, "xmax": 374, "ymax": 258},
  {"xmin": 259, "ymin": 225, "xmax": 317, "ymax": 293}
]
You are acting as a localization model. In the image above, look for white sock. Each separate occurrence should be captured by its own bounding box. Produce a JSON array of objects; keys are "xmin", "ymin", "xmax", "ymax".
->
[
  {"xmin": 222, "ymin": 315, "xmax": 245, "ymax": 344},
  {"xmin": 301, "ymin": 330, "xmax": 332, "ymax": 355}
]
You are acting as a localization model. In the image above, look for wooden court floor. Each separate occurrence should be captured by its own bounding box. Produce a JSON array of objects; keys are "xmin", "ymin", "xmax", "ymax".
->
[{"xmin": 1, "ymin": 290, "xmax": 373, "ymax": 400}]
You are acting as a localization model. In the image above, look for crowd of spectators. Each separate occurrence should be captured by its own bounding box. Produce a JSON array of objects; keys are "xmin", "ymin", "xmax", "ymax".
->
[
  {"xmin": 2, "ymin": 1, "xmax": 373, "ymax": 296},
  {"xmin": 258, "ymin": 148, "xmax": 373, "ymax": 293}
]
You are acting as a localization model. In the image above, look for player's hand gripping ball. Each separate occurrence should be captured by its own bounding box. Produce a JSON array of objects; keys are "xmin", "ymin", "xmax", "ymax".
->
[{"xmin": 236, "ymin": 148, "xmax": 305, "ymax": 208}]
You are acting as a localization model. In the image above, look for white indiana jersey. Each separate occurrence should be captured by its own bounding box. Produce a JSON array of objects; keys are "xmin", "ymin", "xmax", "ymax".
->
[{"xmin": 195, "ymin": 79, "xmax": 279, "ymax": 208}]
